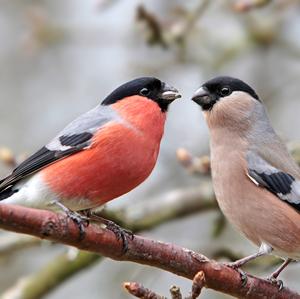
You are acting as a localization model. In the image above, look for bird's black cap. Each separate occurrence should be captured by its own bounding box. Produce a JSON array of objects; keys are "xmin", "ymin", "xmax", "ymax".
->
[
  {"xmin": 102, "ymin": 77, "xmax": 181, "ymax": 112},
  {"xmin": 192, "ymin": 76, "xmax": 260, "ymax": 110}
]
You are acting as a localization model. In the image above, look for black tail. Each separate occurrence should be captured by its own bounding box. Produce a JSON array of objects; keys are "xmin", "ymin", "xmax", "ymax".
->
[
  {"xmin": 0, "ymin": 188, "xmax": 16, "ymax": 201},
  {"xmin": 0, "ymin": 179, "xmax": 16, "ymax": 201}
]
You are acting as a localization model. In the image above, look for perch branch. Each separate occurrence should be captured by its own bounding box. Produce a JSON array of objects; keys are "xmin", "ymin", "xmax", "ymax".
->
[
  {"xmin": 0, "ymin": 184, "xmax": 217, "ymax": 299},
  {"xmin": 0, "ymin": 204, "xmax": 298, "ymax": 299}
]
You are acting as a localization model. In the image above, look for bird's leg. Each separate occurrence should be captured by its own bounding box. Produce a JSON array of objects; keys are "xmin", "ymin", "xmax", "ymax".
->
[
  {"xmin": 82, "ymin": 210, "xmax": 133, "ymax": 253},
  {"xmin": 267, "ymin": 258, "xmax": 293, "ymax": 290},
  {"xmin": 228, "ymin": 243, "xmax": 273, "ymax": 268},
  {"xmin": 53, "ymin": 201, "xmax": 89, "ymax": 240},
  {"xmin": 225, "ymin": 243, "xmax": 273, "ymax": 286}
]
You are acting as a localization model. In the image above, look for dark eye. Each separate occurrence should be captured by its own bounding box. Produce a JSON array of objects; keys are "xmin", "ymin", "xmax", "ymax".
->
[
  {"xmin": 140, "ymin": 88, "xmax": 150, "ymax": 96},
  {"xmin": 220, "ymin": 87, "xmax": 231, "ymax": 97}
]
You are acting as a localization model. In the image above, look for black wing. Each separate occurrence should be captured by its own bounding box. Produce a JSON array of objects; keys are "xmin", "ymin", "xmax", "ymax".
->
[
  {"xmin": 0, "ymin": 103, "xmax": 118, "ymax": 193},
  {"xmin": 247, "ymin": 151, "xmax": 300, "ymax": 212},
  {"xmin": 0, "ymin": 132, "xmax": 94, "ymax": 192}
]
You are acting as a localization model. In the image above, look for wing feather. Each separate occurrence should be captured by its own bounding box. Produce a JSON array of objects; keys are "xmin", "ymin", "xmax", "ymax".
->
[
  {"xmin": 0, "ymin": 146, "xmax": 82, "ymax": 191},
  {"xmin": 247, "ymin": 150, "xmax": 300, "ymax": 212},
  {"xmin": 0, "ymin": 105, "xmax": 121, "ymax": 192}
]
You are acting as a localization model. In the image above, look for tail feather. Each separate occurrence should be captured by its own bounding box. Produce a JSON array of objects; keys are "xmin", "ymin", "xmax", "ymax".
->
[
  {"xmin": 0, "ymin": 178, "xmax": 16, "ymax": 201},
  {"xmin": 0, "ymin": 188, "xmax": 16, "ymax": 201}
]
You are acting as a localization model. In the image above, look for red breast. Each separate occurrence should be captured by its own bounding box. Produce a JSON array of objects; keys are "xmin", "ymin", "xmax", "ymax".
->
[{"xmin": 41, "ymin": 96, "xmax": 166, "ymax": 208}]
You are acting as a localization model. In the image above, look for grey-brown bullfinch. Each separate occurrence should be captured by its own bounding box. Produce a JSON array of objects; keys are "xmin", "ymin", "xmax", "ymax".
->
[
  {"xmin": 191, "ymin": 76, "xmax": 300, "ymax": 287},
  {"xmin": 0, "ymin": 77, "xmax": 181, "ymax": 244}
]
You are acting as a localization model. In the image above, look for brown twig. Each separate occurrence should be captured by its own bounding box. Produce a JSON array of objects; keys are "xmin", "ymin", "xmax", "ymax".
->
[
  {"xmin": 176, "ymin": 148, "xmax": 210, "ymax": 175},
  {"xmin": 0, "ymin": 204, "xmax": 299, "ymax": 299},
  {"xmin": 0, "ymin": 148, "xmax": 17, "ymax": 168},
  {"xmin": 234, "ymin": 0, "xmax": 272, "ymax": 12},
  {"xmin": 190, "ymin": 271, "xmax": 205, "ymax": 299},
  {"xmin": 136, "ymin": 5, "xmax": 167, "ymax": 48},
  {"xmin": 170, "ymin": 285, "xmax": 182, "ymax": 299},
  {"xmin": 124, "ymin": 282, "xmax": 166, "ymax": 299}
]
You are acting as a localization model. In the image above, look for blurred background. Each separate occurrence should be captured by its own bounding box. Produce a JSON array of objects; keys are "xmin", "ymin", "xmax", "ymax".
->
[{"xmin": 0, "ymin": 0, "xmax": 300, "ymax": 298}]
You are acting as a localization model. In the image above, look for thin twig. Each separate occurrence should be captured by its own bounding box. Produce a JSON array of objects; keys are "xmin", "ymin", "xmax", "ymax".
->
[
  {"xmin": 190, "ymin": 271, "xmax": 206, "ymax": 299},
  {"xmin": 170, "ymin": 285, "xmax": 182, "ymax": 299},
  {"xmin": 176, "ymin": 148, "xmax": 210, "ymax": 175},
  {"xmin": 124, "ymin": 282, "xmax": 166, "ymax": 299},
  {"xmin": 234, "ymin": 0, "xmax": 272, "ymax": 12}
]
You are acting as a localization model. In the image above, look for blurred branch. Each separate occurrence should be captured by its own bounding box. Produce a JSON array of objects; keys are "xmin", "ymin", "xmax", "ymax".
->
[
  {"xmin": 171, "ymin": 0, "xmax": 210, "ymax": 43},
  {"xmin": 288, "ymin": 142, "xmax": 300, "ymax": 165},
  {"xmin": 102, "ymin": 184, "xmax": 217, "ymax": 231},
  {"xmin": 234, "ymin": 0, "xmax": 272, "ymax": 12},
  {"xmin": 0, "ymin": 250, "xmax": 99, "ymax": 299},
  {"xmin": 136, "ymin": 5, "xmax": 168, "ymax": 48},
  {"xmin": 0, "ymin": 234, "xmax": 42, "ymax": 257},
  {"xmin": 135, "ymin": 1, "xmax": 210, "ymax": 51},
  {"xmin": 22, "ymin": 6, "xmax": 67, "ymax": 54},
  {"xmin": 0, "ymin": 148, "xmax": 17, "ymax": 168},
  {"xmin": 176, "ymin": 149, "xmax": 210, "ymax": 175},
  {"xmin": 0, "ymin": 204, "xmax": 299, "ymax": 298},
  {"xmin": 211, "ymin": 213, "xmax": 226, "ymax": 238}
]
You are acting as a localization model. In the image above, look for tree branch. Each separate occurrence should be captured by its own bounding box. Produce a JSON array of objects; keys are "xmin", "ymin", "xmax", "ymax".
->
[
  {"xmin": 0, "ymin": 204, "xmax": 298, "ymax": 299},
  {"xmin": 0, "ymin": 185, "xmax": 218, "ymax": 299}
]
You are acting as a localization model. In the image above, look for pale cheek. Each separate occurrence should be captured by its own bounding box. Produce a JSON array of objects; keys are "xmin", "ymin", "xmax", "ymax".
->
[{"xmin": 203, "ymin": 111, "xmax": 209, "ymax": 120}]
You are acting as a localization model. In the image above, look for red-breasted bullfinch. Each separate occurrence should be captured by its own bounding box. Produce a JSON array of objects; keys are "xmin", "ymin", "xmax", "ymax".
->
[
  {"xmin": 0, "ymin": 77, "xmax": 181, "ymax": 242},
  {"xmin": 191, "ymin": 76, "xmax": 300, "ymax": 287}
]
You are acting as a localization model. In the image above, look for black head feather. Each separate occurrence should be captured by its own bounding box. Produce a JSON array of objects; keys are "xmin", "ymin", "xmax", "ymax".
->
[
  {"xmin": 192, "ymin": 76, "xmax": 260, "ymax": 111},
  {"xmin": 101, "ymin": 77, "xmax": 180, "ymax": 111},
  {"xmin": 203, "ymin": 76, "xmax": 259, "ymax": 101}
]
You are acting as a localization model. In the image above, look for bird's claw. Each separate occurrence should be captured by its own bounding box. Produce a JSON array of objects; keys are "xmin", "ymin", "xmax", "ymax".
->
[
  {"xmin": 66, "ymin": 210, "xmax": 89, "ymax": 240},
  {"xmin": 105, "ymin": 220, "xmax": 134, "ymax": 253},
  {"xmin": 225, "ymin": 263, "xmax": 248, "ymax": 287},
  {"xmin": 53, "ymin": 201, "xmax": 89, "ymax": 240},
  {"xmin": 268, "ymin": 277, "xmax": 284, "ymax": 291},
  {"xmin": 81, "ymin": 212, "xmax": 134, "ymax": 252}
]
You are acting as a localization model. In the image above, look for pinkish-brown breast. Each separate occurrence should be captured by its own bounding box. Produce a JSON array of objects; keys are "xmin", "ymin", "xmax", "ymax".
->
[{"xmin": 210, "ymin": 127, "xmax": 300, "ymax": 257}]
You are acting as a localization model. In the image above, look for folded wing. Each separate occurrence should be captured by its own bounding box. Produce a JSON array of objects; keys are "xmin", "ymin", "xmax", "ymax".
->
[{"xmin": 247, "ymin": 150, "xmax": 300, "ymax": 212}]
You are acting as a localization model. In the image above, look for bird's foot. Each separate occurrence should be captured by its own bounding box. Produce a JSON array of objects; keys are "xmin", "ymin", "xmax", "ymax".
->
[
  {"xmin": 65, "ymin": 210, "xmax": 89, "ymax": 240},
  {"xmin": 105, "ymin": 220, "xmax": 134, "ymax": 252},
  {"xmin": 267, "ymin": 276, "xmax": 284, "ymax": 291},
  {"xmin": 53, "ymin": 201, "xmax": 89, "ymax": 240},
  {"xmin": 85, "ymin": 213, "xmax": 134, "ymax": 253},
  {"xmin": 265, "ymin": 258, "xmax": 291, "ymax": 291},
  {"xmin": 225, "ymin": 262, "xmax": 248, "ymax": 287}
]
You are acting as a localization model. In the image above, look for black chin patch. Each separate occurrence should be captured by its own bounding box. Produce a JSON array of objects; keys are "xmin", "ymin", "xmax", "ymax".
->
[
  {"xmin": 195, "ymin": 100, "xmax": 216, "ymax": 111},
  {"xmin": 203, "ymin": 100, "xmax": 217, "ymax": 111}
]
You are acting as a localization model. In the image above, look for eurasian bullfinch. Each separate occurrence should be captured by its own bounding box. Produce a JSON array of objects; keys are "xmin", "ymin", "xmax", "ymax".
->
[
  {"xmin": 0, "ymin": 77, "xmax": 181, "ymax": 241},
  {"xmin": 191, "ymin": 76, "xmax": 300, "ymax": 285}
]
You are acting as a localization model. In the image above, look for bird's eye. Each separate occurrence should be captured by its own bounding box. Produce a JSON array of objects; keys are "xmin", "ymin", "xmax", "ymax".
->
[
  {"xmin": 140, "ymin": 88, "xmax": 150, "ymax": 96},
  {"xmin": 220, "ymin": 87, "xmax": 231, "ymax": 97}
]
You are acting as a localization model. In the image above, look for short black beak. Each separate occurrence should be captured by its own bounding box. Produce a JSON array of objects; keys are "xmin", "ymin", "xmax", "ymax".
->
[
  {"xmin": 159, "ymin": 82, "xmax": 181, "ymax": 102},
  {"xmin": 191, "ymin": 86, "xmax": 214, "ymax": 110}
]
